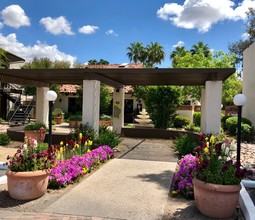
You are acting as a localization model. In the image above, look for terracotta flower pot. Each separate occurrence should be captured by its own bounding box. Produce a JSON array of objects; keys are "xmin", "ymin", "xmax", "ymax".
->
[
  {"xmin": 193, "ymin": 177, "xmax": 241, "ymax": 219},
  {"xmin": 24, "ymin": 130, "xmax": 46, "ymax": 143},
  {"xmin": 54, "ymin": 116, "xmax": 63, "ymax": 124},
  {"xmin": 6, "ymin": 170, "xmax": 50, "ymax": 200}
]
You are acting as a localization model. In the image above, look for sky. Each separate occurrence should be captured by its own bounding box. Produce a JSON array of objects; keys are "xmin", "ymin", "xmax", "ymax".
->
[{"xmin": 0, "ymin": 0, "xmax": 255, "ymax": 68}]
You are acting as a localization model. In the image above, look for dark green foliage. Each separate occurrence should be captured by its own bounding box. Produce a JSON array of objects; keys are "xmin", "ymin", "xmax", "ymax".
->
[
  {"xmin": 24, "ymin": 122, "xmax": 47, "ymax": 130},
  {"xmin": 221, "ymin": 115, "xmax": 232, "ymax": 130},
  {"xmin": 193, "ymin": 112, "xmax": 201, "ymax": 126},
  {"xmin": 225, "ymin": 116, "xmax": 252, "ymax": 135},
  {"xmin": 184, "ymin": 124, "xmax": 200, "ymax": 132},
  {"xmin": 0, "ymin": 133, "xmax": 10, "ymax": 146},
  {"xmin": 241, "ymin": 124, "xmax": 254, "ymax": 142},
  {"xmin": 145, "ymin": 86, "xmax": 183, "ymax": 129},
  {"xmin": 95, "ymin": 125, "xmax": 121, "ymax": 149},
  {"xmin": 174, "ymin": 115, "xmax": 190, "ymax": 128},
  {"xmin": 174, "ymin": 133, "xmax": 198, "ymax": 157}
]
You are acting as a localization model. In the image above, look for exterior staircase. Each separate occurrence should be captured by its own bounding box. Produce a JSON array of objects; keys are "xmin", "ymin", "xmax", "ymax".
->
[{"xmin": 1, "ymin": 83, "xmax": 35, "ymax": 125}]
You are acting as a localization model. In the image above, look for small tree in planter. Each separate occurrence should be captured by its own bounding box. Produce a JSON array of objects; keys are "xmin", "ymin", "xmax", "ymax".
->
[
  {"xmin": 52, "ymin": 108, "xmax": 64, "ymax": 124},
  {"xmin": 24, "ymin": 121, "xmax": 47, "ymax": 143}
]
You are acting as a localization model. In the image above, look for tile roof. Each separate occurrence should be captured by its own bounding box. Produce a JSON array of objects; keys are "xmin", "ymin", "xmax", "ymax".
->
[{"xmin": 59, "ymin": 63, "xmax": 142, "ymax": 94}]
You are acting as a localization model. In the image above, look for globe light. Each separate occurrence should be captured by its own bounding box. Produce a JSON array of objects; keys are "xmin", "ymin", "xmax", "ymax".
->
[
  {"xmin": 45, "ymin": 90, "xmax": 57, "ymax": 101},
  {"xmin": 233, "ymin": 94, "xmax": 247, "ymax": 106}
]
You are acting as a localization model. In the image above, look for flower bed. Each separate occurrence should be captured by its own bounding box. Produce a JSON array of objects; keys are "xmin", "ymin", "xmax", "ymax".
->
[{"xmin": 49, "ymin": 145, "xmax": 114, "ymax": 188}]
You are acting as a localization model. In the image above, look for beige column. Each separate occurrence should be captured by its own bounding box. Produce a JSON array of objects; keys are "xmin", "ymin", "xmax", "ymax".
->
[
  {"xmin": 82, "ymin": 80, "xmax": 100, "ymax": 135},
  {"xmin": 200, "ymin": 81, "xmax": 222, "ymax": 134},
  {"xmin": 112, "ymin": 88, "xmax": 124, "ymax": 134},
  {"xmin": 36, "ymin": 87, "xmax": 49, "ymax": 126},
  {"xmin": 243, "ymin": 42, "xmax": 255, "ymax": 125}
]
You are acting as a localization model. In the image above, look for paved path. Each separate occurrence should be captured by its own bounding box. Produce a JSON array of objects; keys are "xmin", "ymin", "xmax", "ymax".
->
[{"xmin": 0, "ymin": 138, "xmax": 177, "ymax": 220}]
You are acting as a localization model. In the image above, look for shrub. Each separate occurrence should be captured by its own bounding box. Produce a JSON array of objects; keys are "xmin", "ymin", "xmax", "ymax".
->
[
  {"xmin": 184, "ymin": 124, "xmax": 200, "ymax": 132},
  {"xmin": 69, "ymin": 123, "xmax": 96, "ymax": 145},
  {"xmin": 95, "ymin": 125, "xmax": 121, "ymax": 149},
  {"xmin": 174, "ymin": 115, "xmax": 190, "ymax": 128},
  {"xmin": 24, "ymin": 121, "xmax": 47, "ymax": 130},
  {"xmin": 173, "ymin": 133, "xmax": 198, "ymax": 156},
  {"xmin": 241, "ymin": 124, "xmax": 254, "ymax": 142},
  {"xmin": 0, "ymin": 133, "xmax": 10, "ymax": 146},
  {"xmin": 0, "ymin": 118, "xmax": 5, "ymax": 123},
  {"xmin": 193, "ymin": 112, "xmax": 201, "ymax": 126},
  {"xmin": 221, "ymin": 115, "xmax": 232, "ymax": 130},
  {"xmin": 225, "ymin": 116, "xmax": 252, "ymax": 135}
]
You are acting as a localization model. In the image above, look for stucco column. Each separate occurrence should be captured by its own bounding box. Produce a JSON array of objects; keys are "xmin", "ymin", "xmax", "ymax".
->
[
  {"xmin": 243, "ymin": 42, "xmax": 255, "ymax": 125},
  {"xmin": 36, "ymin": 87, "xmax": 49, "ymax": 126},
  {"xmin": 200, "ymin": 81, "xmax": 222, "ymax": 134},
  {"xmin": 200, "ymin": 88, "xmax": 206, "ymax": 132},
  {"xmin": 112, "ymin": 88, "xmax": 124, "ymax": 134},
  {"xmin": 82, "ymin": 80, "xmax": 100, "ymax": 135}
]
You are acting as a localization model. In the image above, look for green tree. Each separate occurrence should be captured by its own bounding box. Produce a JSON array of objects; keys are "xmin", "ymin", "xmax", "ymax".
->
[
  {"xmin": 144, "ymin": 86, "xmax": 183, "ymax": 129},
  {"xmin": 0, "ymin": 48, "xmax": 9, "ymax": 69},
  {"xmin": 145, "ymin": 42, "xmax": 165, "ymax": 68},
  {"xmin": 126, "ymin": 42, "xmax": 146, "ymax": 64},
  {"xmin": 222, "ymin": 73, "xmax": 242, "ymax": 105},
  {"xmin": 228, "ymin": 8, "xmax": 255, "ymax": 73},
  {"xmin": 100, "ymin": 84, "xmax": 112, "ymax": 114},
  {"xmin": 190, "ymin": 41, "xmax": 211, "ymax": 57},
  {"xmin": 170, "ymin": 46, "xmax": 188, "ymax": 67},
  {"xmin": 87, "ymin": 59, "xmax": 109, "ymax": 65}
]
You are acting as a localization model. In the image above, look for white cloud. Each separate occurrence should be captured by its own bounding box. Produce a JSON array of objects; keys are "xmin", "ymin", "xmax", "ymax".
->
[
  {"xmin": 105, "ymin": 29, "xmax": 119, "ymax": 37},
  {"xmin": 40, "ymin": 16, "xmax": 74, "ymax": 35},
  {"xmin": 78, "ymin": 25, "xmax": 99, "ymax": 34},
  {"xmin": 0, "ymin": 33, "xmax": 76, "ymax": 66},
  {"xmin": 242, "ymin": 32, "xmax": 250, "ymax": 40},
  {"xmin": 172, "ymin": 40, "xmax": 185, "ymax": 48},
  {"xmin": 1, "ymin": 5, "xmax": 30, "ymax": 28},
  {"xmin": 157, "ymin": 0, "xmax": 255, "ymax": 33}
]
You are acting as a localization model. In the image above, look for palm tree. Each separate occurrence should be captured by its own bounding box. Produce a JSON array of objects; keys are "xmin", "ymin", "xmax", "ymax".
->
[
  {"xmin": 190, "ymin": 41, "xmax": 211, "ymax": 57},
  {"xmin": 145, "ymin": 42, "xmax": 165, "ymax": 68},
  {"xmin": 170, "ymin": 46, "xmax": 187, "ymax": 67},
  {"xmin": 126, "ymin": 42, "xmax": 146, "ymax": 64}
]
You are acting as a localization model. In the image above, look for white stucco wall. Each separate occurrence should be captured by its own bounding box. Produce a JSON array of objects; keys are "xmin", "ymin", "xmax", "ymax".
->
[{"xmin": 243, "ymin": 42, "xmax": 255, "ymax": 126}]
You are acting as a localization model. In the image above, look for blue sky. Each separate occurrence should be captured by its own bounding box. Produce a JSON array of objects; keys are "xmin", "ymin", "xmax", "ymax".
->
[{"xmin": 0, "ymin": 0, "xmax": 254, "ymax": 67}]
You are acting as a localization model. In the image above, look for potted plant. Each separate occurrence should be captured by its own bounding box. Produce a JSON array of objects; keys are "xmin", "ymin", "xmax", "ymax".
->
[
  {"xmin": 193, "ymin": 133, "xmax": 253, "ymax": 218},
  {"xmin": 52, "ymin": 108, "xmax": 64, "ymax": 124},
  {"xmin": 24, "ymin": 121, "xmax": 47, "ymax": 143},
  {"xmin": 69, "ymin": 114, "xmax": 82, "ymax": 128},
  {"xmin": 5, "ymin": 138, "xmax": 57, "ymax": 200}
]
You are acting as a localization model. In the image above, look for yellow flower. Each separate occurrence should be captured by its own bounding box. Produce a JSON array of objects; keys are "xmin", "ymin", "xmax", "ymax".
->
[
  {"xmin": 83, "ymin": 168, "xmax": 88, "ymax": 174},
  {"xmin": 74, "ymin": 144, "xmax": 79, "ymax": 149},
  {"xmin": 171, "ymin": 190, "xmax": 178, "ymax": 196},
  {"xmin": 59, "ymin": 147, "xmax": 63, "ymax": 154},
  {"xmin": 87, "ymin": 140, "xmax": 93, "ymax": 146},
  {"xmin": 87, "ymin": 149, "xmax": 91, "ymax": 153},
  {"xmin": 60, "ymin": 141, "xmax": 63, "ymax": 146},
  {"xmin": 204, "ymin": 147, "xmax": 209, "ymax": 154},
  {"xmin": 209, "ymin": 135, "xmax": 215, "ymax": 144},
  {"xmin": 206, "ymin": 142, "xmax": 209, "ymax": 148},
  {"xmin": 79, "ymin": 133, "xmax": 82, "ymax": 139}
]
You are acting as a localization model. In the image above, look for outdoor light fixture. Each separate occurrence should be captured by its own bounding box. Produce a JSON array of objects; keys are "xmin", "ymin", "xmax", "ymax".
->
[
  {"xmin": 45, "ymin": 90, "xmax": 57, "ymax": 147},
  {"xmin": 233, "ymin": 94, "xmax": 247, "ymax": 167}
]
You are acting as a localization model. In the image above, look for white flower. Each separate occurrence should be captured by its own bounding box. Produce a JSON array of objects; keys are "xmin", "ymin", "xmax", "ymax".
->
[
  {"xmin": 218, "ymin": 156, "xmax": 222, "ymax": 160},
  {"xmin": 221, "ymin": 143, "xmax": 225, "ymax": 151},
  {"xmin": 226, "ymin": 156, "xmax": 231, "ymax": 161},
  {"xmin": 23, "ymin": 144, "xmax": 27, "ymax": 151},
  {"xmin": 224, "ymin": 147, "xmax": 229, "ymax": 155}
]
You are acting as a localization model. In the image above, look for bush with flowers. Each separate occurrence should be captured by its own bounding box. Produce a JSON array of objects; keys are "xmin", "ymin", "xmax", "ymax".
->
[
  {"xmin": 195, "ymin": 133, "xmax": 252, "ymax": 185},
  {"xmin": 49, "ymin": 145, "xmax": 114, "ymax": 188},
  {"xmin": 6, "ymin": 137, "xmax": 57, "ymax": 172},
  {"xmin": 171, "ymin": 153, "xmax": 196, "ymax": 199}
]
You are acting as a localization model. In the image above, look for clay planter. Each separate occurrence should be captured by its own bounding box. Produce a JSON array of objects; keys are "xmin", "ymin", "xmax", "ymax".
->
[
  {"xmin": 69, "ymin": 120, "xmax": 82, "ymax": 128},
  {"xmin": 6, "ymin": 170, "xmax": 50, "ymax": 200},
  {"xmin": 193, "ymin": 177, "xmax": 241, "ymax": 219},
  {"xmin": 24, "ymin": 130, "xmax": 46, "ymax": 143},
  {"xmin": 54, "ymin": 116, "xmax": 63, "ymax": 124}
]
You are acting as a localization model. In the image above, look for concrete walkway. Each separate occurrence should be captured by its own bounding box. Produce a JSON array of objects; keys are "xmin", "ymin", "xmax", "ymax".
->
[{"xmin": 0, "ymin": 138, "xmax": 177, "ymax": 220}]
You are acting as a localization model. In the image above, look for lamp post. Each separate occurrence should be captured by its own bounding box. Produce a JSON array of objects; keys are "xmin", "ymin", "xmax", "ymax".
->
[
  {"xmin": 45, "ymin": 90, "xmax": 57, "ymax": 147},
  {"xmin": 233, "ymin": 94, "xmax": 247, "ymax": 167}
]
